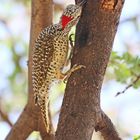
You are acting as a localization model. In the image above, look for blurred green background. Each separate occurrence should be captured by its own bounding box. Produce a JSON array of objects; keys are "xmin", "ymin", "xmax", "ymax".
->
[{"xmin": 0, "ymin": 0, "xmax": 140, "ymax": 140}]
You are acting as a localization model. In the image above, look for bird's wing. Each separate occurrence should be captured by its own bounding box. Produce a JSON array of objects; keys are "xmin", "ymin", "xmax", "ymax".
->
[{"xmin": 32, "ymin": 29, "xmax": 54, "ymax": 104}]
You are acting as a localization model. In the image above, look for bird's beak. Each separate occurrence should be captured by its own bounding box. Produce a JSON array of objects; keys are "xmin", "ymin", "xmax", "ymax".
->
[{"xmin": 78, "ymin": 0, "xmax": 86, "ymax": 6}]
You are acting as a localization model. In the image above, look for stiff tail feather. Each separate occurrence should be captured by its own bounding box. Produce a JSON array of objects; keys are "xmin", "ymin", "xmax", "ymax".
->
[
  {"xmin": 39, "ymin": 94, "xmax": 50, "ymax": 132},
  {"xmin": 40, "ymin": 97, "xmax": 50, "ymax": 132},
  {"xmin": 36, "ymin": 93, "xmax": 50, "ymax": 132}
]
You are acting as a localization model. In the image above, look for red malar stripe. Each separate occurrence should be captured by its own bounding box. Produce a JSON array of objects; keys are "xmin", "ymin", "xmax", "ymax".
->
[{"xmin": 62, "ymin": 15, "xmax": 73, "ymax": 29}]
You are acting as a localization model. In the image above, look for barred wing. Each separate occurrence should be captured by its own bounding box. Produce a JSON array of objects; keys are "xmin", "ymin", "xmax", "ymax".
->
[{"xmin": 32, "ymin": 30, "xmax": 54, "ymax": 102}]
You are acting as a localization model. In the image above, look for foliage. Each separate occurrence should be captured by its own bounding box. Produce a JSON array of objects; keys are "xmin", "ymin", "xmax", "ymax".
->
[
  {"xmin": 109, "ymin": 51, "xmax": 140, "ymax": 88},
  {"xmin": 134, "ymin": 135, "xmax": 140, "ymax": 140}
]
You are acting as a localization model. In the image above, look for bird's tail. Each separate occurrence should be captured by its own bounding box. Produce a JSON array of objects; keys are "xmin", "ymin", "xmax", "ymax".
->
[
  {"xmin": 37, "ymin": 94, "xmax": 50, "ymax": 132},
  {"xmin": 40, "ymin": 96, "xmax": 51, "ymax": 132},
  {"xmin": 40, "ymin": 99, "xmax": 50, "ymax": 132}
]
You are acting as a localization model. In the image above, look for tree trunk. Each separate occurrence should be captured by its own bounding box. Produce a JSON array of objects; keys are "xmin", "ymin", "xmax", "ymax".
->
[
  {"xmin": 55, "ymin": 0, "xmax": 125, "ymax": 140},
  {"xmin": 6, "ymin": 0, "xmax": 54, "ymax": 140}
]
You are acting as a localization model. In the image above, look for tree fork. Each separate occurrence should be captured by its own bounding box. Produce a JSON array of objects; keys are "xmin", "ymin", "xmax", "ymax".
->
[{"xmin": 55, "ymin": 0, "xmax": 125, "ymax": 140}]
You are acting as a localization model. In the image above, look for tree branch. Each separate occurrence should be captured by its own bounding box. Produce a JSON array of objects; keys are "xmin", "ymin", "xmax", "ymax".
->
[
  {"xmin": 116, "ymin": 75, "xmax": 140, "ymax": 96},
  {"xmin": 28, "ymin": 0, "xmax": 54, "ymax": 138},
  {"xmin": 5, "ymin": 105, "xmax": 35, "ymax": 140},
  {"xmin": 0, "ymin": 107, "xmax": 13, "ymax": 127},
  {"xmin": 95, "ymin": 111, "xmax": 121, "ymax": 140}
]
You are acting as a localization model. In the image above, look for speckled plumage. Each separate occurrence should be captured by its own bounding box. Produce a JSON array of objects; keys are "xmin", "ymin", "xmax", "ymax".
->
[{"xmin": 32, "ymin": 3, "xmax": 84, "ymax": 131}]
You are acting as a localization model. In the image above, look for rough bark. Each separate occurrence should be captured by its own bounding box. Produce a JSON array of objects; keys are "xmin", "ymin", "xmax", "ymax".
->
[
  {"xmin": 55, "ymin": 0, "xmax": 125, "ymax": 140},
  {"xmin": 6, "ymin": 0, "xmax": 54, "ymax": 140}
]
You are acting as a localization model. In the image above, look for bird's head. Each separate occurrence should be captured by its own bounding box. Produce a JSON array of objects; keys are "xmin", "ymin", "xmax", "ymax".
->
[{"xmin": 60, "ymin": 0, "xmax": 86, "ymax": 31}]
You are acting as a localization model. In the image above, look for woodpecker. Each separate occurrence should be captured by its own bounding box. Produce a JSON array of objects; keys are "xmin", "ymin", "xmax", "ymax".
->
[{"xmin": 32, "ymin": 0, "xmax": 86, "ymax": 132}]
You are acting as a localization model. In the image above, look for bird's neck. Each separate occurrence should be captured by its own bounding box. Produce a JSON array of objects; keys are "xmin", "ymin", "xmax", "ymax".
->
[{"xmin": 56, "ymin": 23, "xmax": 71, "ymax": 36}]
